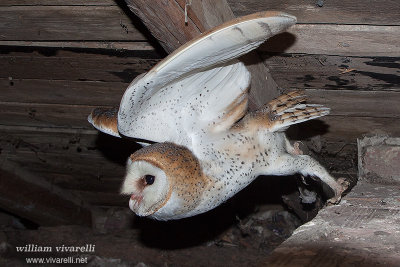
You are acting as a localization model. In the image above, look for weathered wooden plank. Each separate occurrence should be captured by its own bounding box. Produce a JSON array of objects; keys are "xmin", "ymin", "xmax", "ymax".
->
[
  {"xmin": 7, "ymin": 160, "xmax": 124, "ymax": 194},
  {"xmin": 124, "ymin": 0, "xmax": 201, "ymax": 53},
  {"xmin": 298, "ymin": 116, "xmax": 400, "ymax": 143},
  {"xmin": 0, "ymin": 41, "xmax": 155, "ymax": 50},
  {"xmin": 4, "ymin": 0, "xmax": 399, "ymax": 26},
  {"xmin": 177, "ymin": 0, "xmax": 235, "ymax": 31},
  {"xmin": 49, "ymin": 173, "xmax": 123, "ymax": 192},
  {"xmin": 2, "ymin": 53, "xmax": 399, "ymax": 115},
  {"xmin": 2, "ymin": 1, "xmax": 398, "ymax": 58},
  {"xmin": 73, "ymin": 190, "xmax": 128, "ymax": 206},
  {"xmin": 0, "ymin": 50, "xmax": 160, "ymax": 83},
  {"xmin": 0, "ymin": 125, "xmax": 139, "ymax": 179},
  {"xmin": 3, "ymin": 24, "xmax": 398, "ymax": 57},
  {"xmin": 261, "ymin": 24, "xmax": 400, "ymax": 56},
  {"xmin": 0, "ymin": 0, "xmax": 115, "ymax": 5},
  {"xmin": 0, "ymin": 125, "xmax": 135, "ymax": 160},
  {"xmin": 0, "ymin": 161, "xmax": 92, "ymax": 226},
  {"xmin": 264, "ymin": 54, "xmax": 400, "ymax": 91},
  {"xmin": 4, "ymin": 82, "xmax": 398, "ymax": 121},
  {"xmin": 0, "ymin": 102, "xmax": 94, "ymax": 128},
  {"xmin": 0, "ymin": 6, "xmax": 146, "ymax": 41},
  {"xmin": 306, "ymin": 90, "xmax": 400, "ymax": 118},
  {"xmin": 0, "ymin": 125, "xmax": 131, "ymax": 200},
  {"xmin": 1, "ymin": 100, "xmax": 399, "ymax": 143},
  {"xmin": 0, "ymin": 125, "xmax": 97, "ymax": 148},
  {"xmin": 1, "ymin": 153, "xmax": 122, "ymax": 185},
  {"xmin": 228, "ymin": 0, "xmax": 400, "ymax": 26},
  {"xmin": 0, "ymin": 79, "xmax": 126, "ymax": 106},
  {"xmin": 2, "ymin": 146, "xmax": 124, "ymax": 177}
]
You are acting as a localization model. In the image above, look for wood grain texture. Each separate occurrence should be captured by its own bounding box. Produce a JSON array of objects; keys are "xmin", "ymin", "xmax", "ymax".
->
[
  {"xmin": 0, "ymin": 50, "xmax": 160, "ymax": 83},
  {"xmin": 0, "ymin": 79, "xmax": 126, "ymax": 106},
  {"xmin": 1, "ymin": 100, "xmax": 399, "ymax": 141},
  {"xmin": 4, "ymin": 0, "xmax": 399, "ymax": 26},
  {"xmin": 3, "ymin": 150, "xmax": 125, "ymax": 189},
  {"xmin": 0, "ymin": 125, "xmax": 136, "ymax": 193},
  {"xmin": 306, "ymin": 90, "xmax": 400, "ymax": 118},
  {"xmin": 264, "ymin": 54, "xmax": 400, "ymax": 91},
  {"xmin": 176, "ymin": 0, "xmax": 234, "ymax": 31},
  {"xmin": 0, "ymin": 102, "xmax": 100, "ymax": 129},
  {"xmin": 0, "ymin": 161, "xmax": 92, "ymax": 226},
  {"xmin": 2, "ymin": 2, "xmax": 398, "ymax": 57},
  {"xmin": 0, "ymin": 5, "xmax": 146, "ymax": 41},
  {"xmin": 228, "ymin": 0, "xmax": 400, "ymax": 26},
  {"xmin": 261, "ymin": 24, "xmax": 400, "ymax": 56},
  {"xmin": 0, "ymin": 41, "xmax": 155, "ymax": 50},
  {"xmin": 3, "ymin": 51, "xmax": 398, "ymax": 106},
  {"xmin": 298, "ymin": 116, "xmax": 400, "ymax": 142},
  {"xmin": 0, "ymin": 0, "xmax": 115, "ymax": 6},
  {"xmin": 124, "ymin": 0, "xmax": 201, "ymax": 54},
  {"xmin": 72, "ymin": 190, "xmax": 128, "ymax": 206}
]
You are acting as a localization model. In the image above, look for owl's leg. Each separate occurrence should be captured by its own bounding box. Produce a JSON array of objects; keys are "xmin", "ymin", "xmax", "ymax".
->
[{"xmin": 270, "ymin": 154, "xmax": 348, "ymax": 204}]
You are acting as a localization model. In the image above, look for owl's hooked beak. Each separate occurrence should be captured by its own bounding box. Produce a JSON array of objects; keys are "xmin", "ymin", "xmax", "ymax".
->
[{"xmin": 128, "ymin": 194, "xmax": 143, "ymax": 211}]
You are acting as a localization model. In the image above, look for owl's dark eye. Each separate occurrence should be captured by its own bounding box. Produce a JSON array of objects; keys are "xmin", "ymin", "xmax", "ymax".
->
[{"xmin": 144, "ymin": 175, "xmax": 155, "ymax": 185}]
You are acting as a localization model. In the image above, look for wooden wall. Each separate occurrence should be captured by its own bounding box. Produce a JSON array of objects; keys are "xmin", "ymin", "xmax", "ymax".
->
[{"xmin": 1, "ymin": 1, "xmax": 399, "ymax": 211}]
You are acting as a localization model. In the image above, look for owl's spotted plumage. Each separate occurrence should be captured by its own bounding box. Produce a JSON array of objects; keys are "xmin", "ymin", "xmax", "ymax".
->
[{"xmin": 88, "ymin": 12, "xmax": 348, "ymax": 220}]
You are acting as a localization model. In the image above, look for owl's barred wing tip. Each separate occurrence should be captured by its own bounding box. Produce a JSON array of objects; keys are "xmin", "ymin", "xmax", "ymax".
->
[
  {"xmin": 266, "ymin": 90, "xmax": 330, "ymax": 132},
  {"xmin": 88, "ymin": 107, "xmax": 121, "ymax": 138}
]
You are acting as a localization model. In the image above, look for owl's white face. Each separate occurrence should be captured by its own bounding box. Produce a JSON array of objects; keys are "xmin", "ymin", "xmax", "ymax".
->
[{"xmin": 121, "ymin": 159, "xmax": 170, "ymax": 217}]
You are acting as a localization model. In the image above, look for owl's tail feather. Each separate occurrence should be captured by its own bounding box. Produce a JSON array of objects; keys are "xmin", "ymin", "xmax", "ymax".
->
[{"xmin": 264, "ymin": 90, "xmax": 330, "ymax": 132}]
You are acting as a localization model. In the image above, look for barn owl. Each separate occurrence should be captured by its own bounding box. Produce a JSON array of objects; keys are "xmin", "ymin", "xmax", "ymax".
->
[{"xmin": 88, "ymin": 12, "xmax": 348, "ymax": 220}]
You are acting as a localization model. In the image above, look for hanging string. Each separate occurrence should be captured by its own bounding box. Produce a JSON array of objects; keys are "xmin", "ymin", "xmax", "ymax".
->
[{"xmin": 185, "ymin": 0, "xmax": 193, "ymax": 24}]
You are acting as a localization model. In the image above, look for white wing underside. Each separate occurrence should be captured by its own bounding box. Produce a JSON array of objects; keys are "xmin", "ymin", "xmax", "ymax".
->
[
  {"xmin": 117, "ymin": 12, "xmax": 297, "ymax": 146},
  {"xmin": 119, "ymin": 61, "xmax": 249, "ymax": 146}
]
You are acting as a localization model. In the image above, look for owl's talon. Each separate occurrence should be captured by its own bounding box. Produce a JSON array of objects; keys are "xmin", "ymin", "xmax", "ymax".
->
[
  {"xmin": 293, "ymin": 141, "xmax": 303, "ymax": 155},
  {"xmin": 327, "ymin": 177, "xmax": 350, "ymax": 205}
]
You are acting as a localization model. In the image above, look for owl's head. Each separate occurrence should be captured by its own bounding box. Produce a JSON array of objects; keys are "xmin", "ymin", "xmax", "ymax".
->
[
  {"xmin": 121, "ymin": 159, "xmax": 170, "ymax": 217},
  {"xmin": 121, "ymin": 142, "xmax": 210, "ymax": 220}
]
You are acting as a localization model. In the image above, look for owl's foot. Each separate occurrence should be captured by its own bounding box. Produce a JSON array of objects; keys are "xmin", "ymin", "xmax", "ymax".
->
[
  {"xmin": 327, "ymin": 177, "xmax": 350, "ymax": 205},
  {"xmin": 292, "ymin": 141, "xmax": 304, "ymax": 155}
]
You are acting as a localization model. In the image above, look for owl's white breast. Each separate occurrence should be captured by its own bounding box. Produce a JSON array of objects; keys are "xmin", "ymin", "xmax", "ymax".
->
[{"xmin": 183, "ymin": 129, "xmax": 288, "ymax": 216}]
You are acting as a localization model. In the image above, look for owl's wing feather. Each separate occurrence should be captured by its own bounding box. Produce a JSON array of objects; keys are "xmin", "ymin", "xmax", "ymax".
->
[
  {"xmin": 115, "ymin": 12, "xmax": 296, "ymax": 143},
  {"xmin": 265, "ymin": 91, "xmax": 330, "ymax": 132},
  {"xmin": 88, "ymin": 107, "xmax": 120, "ymax": 137}
]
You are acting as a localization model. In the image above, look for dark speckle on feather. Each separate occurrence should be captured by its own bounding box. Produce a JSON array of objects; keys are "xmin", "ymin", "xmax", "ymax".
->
[
  {"xmin": 257, "ymin": 22, "xmax": 272, "ymax": 35},
  {"xmin": 233, "ymin": 26, "xmax": 244, "ymax": 35}
]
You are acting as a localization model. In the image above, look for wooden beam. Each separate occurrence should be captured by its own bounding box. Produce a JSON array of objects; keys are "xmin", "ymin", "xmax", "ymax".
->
[
  {"xmin": 262, "ymin": 24, "xmax": 400, "ymax": 57},
  {"xmin": 0, "ymin": 161, "xmax": 92, "ymax": 226},
  {"xmin": 124, "ymin": 0, "xmax": 280, "ymax": 109},
  {"xmin": 0, "ymin": 5, "xmax": 146, "ymax": 41},
  {"xmin": 3, "ymin": 0, "xmax": 399, "ymax": 26},
  {"xmin": 263, "ymin": 53, "xmax": 400, "ymax": 91},
  {"xmin": 228, "ymin": 0, "xmax": 400, "ymax": 26},
  {"xmin": 0, "ymin": 49, "xmax": 160, "ymax": 84},
  {"xmin": 0, "ymin": 0, "xmax": 114, "ymax": 5},
  {"xmin": 0, "ymin": 41, "xmax": 155, "ymax": 51},
  {"xmin": 2, "ymin": 3, "xmax": 398, "ymax": 57}
]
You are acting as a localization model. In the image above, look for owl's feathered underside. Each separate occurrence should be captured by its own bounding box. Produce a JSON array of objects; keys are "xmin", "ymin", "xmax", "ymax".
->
[{"xmin": 88, "ymin": 11, "xmax": 348, "ymax": 220}]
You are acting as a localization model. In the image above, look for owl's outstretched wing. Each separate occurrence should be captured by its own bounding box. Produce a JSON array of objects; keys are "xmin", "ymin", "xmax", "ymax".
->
[{"xmin": 89, "ymin": 12, "xmax": 296, "ymax": 144}]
